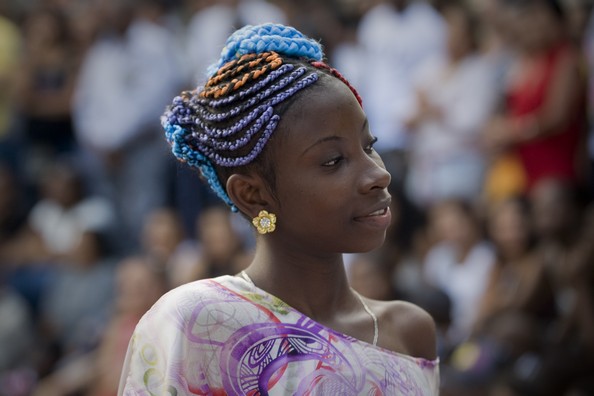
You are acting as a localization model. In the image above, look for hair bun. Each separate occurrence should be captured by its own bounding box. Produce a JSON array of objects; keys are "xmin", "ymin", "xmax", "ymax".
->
[{"xmin": 208, "ymin": 23, "xmax": 323, "ymax": 76}]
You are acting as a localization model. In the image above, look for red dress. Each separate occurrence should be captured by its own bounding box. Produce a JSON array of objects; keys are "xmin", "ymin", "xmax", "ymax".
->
[{"xmin": 506, "ymin": 42, "xmax": 586, "ymax": 190}]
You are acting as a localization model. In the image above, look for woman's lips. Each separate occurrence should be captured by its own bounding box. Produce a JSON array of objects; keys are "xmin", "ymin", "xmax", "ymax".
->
[
  {"xmin": 354, "ymin": 206, "xmax": 392, "ymax": 228},
  {"xmin": 367, "ymin": 207, "xmax": 388, "ymax": 217}
]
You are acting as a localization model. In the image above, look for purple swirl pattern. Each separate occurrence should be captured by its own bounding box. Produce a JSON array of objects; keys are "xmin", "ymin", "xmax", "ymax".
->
[{"xmin": 119, "ymin": 276, "xmax": 440, "ymax": 395}]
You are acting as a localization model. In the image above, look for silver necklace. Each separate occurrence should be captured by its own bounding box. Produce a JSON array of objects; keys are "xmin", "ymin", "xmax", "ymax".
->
[{"xmin": 240, "ymin": 270, "xmax": 379, "ymax": 346}]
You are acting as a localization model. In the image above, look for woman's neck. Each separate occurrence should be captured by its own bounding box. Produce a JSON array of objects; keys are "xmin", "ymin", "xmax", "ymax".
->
[{"xmin": 243, "ymin": 240, "xmax": 353, "ymax": 322}]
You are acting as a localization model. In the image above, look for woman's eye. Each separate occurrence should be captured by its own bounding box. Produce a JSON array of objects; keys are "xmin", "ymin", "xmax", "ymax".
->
[
  {"xmin": 323, "ymin": 156, "xmax": 343, "ymax": 167},
  {"xmin": 364, "ymin": 136, "xmax": 378, "ymax": 154}
]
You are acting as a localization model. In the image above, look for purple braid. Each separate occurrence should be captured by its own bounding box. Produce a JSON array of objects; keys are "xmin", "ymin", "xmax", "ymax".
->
[
  {"xmin": 192, "ymin": 72, "xmax": 318, "ymax": 167},
  {"xmin": 194, "ymin": 65, "xmax": 305, "ymax": 121},
  {"xmin": 196, "ymin": 63, "xmax": 295, "ymax": 108},
  {"xmin": 188, "ymin": 107, "xmax": 275, "ymax": 152},
  {"xmin": 189, "ymin": 71, "xmax": 317, "ymax": 139}
]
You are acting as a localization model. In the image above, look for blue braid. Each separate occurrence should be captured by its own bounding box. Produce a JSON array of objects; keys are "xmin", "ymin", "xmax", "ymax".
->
[
  {"xmin": 208, "ymin": 23, "xmax": 323, "ymax": 76},
  {"xmin": 162, "ymin": 120, "xmax": 238, "ymax": 212}
]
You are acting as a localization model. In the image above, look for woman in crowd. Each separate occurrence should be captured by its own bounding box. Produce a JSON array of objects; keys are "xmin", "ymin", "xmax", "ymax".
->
[
  {"xmin": 483, "ymin": 0, "xmax": 588, "ymax": 202},
  {"xmin": 119, "ymin": 23, "xmax": 439, "ymax": 394}
]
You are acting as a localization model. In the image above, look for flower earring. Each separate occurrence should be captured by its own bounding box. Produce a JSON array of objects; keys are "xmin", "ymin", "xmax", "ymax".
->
[{"xmin": 252, "ymin": 210, "xmax": 276, "ymax": 234}]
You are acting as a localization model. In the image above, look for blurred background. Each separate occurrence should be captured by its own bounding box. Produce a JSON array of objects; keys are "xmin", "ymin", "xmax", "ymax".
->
[{"xmin": 0, "ymin": 0, "xmax": 593, "ymax": 394}]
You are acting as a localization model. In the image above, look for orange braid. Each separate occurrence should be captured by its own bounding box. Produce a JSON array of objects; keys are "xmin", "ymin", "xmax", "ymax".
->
[
  {"xmin": 200, "ymin": 53, "xmax": 283, "ymax": 99},
  {"xmin": 206, "ymin": 52, "xmax": 282, "ymax": 87},
  {"xmin": 217, "ymin": 53, "xmax": 257, "ymax": 74},
  {"xmin": 208, "ymin": 53, "xmax": 263, "ymax": 87}
]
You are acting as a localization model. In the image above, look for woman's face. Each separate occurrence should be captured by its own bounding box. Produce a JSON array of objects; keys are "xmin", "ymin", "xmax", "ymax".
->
[
  {"xmin": 430, "ymin": 202, "xmax": 474, "ymax": 246},
  {"xmin": 490, "ymin": 200, "xmax": 530, "ymax": 258},
  {"xmin": 198, "ymin": 206, "xmax": 240, "ymax": 260},
  {"xmin": 116, "ymin": 259, "xmax": 165, "ymax": 316},
  {"xmin": 506, "ymin": 3, "xmax": 561, "ymax": 52},
  {"xmin": 266, "ymin": 77, "xmax": 392, "ymax": 255},
  {"xmin": 141, "ymin": 209, "xmax": 184, "ymax": 258},
  {"xmin": 24, "ymin": 12, "xmax": 61, "ymax": 45},
  {"xmin": 445, "ymin": 7, "xmax": 473, "ymax": 60}
]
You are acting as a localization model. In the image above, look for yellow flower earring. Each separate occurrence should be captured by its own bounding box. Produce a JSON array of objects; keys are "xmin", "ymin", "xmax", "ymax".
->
[{"xmin": 252, "ymin": 210, "xmax": 276, "ymax": 234}]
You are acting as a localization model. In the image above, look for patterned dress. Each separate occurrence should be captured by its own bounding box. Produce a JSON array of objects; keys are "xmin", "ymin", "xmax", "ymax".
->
[{"xmin": 118, "ymin": 275, "xmax": 439, "ymax": 395}]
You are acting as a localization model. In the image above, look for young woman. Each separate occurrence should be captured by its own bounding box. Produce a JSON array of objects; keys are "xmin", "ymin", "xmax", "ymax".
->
[{"xmin": 118, "ymin": 23, "xmax": 438, "ymax": 395}]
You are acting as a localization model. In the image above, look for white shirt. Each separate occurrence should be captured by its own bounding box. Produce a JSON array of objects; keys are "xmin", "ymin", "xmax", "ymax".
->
[
  {"xmin": 29, "ymin": 197, "xmax": 115, "ymax": 254},
  {"xmin": 357, "ymin": 1, "xmax": 445, "ymax": 151},
  {"xmin": 408, "ymin": 55, "xmax": 499, "ymax": 159},
  {"xmin": 423, "ymin": 241, "xmax": 495, "ymax": 342},
  {"xmin": 186, "ymin": 0, "xmax": 287, "ymax": 86},
  {"xmin": 73, "ymin": 18, "xmax": 184, "ymax": 152}
]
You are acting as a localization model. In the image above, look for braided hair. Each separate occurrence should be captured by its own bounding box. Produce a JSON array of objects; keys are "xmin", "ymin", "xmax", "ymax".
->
[{"xmin": 163, "ymin": 23, "xmax": 362, "ymax": 213}]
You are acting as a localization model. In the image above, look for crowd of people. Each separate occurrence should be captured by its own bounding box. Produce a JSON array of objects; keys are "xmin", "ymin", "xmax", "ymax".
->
[{"xmin": 0, "ymin": 0, "xmax": 592, "ymax": 394}]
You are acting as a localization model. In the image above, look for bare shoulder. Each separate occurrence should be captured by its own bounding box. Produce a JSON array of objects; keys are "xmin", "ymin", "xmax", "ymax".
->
[{"xmin": 370, "ymin": 299, "xmax": 437, "ymax": 361}]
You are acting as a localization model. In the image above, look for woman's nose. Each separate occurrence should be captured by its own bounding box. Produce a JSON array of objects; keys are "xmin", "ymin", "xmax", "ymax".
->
[{"xmin": 359, "ymin": 155, "xmax": 391, "ymax": 193}]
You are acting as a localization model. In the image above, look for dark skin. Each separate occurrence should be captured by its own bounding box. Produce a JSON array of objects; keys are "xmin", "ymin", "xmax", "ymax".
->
[{"xmin": 226, "ymin": 77, "xmax": 437, "ymax": 360}]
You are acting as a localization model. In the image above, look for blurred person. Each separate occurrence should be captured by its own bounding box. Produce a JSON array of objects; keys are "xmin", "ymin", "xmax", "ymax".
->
[
  {"xmin": 280, "ymin": 0, "xmax": 344, "ymax": 60},
  {"xmin": 185, "ymin": 0, "xmax": 287, "ymax": 86},
  {"xmin": 0, "ymin": 281, "xmax": 35, "ymax": 380},
  {"xmin": 501, "ymin": 178, "xmax": 594, "ymax": 396},
  {"xmin": 562, "ymin": 0, "xmax": 593, "ymax": 45},
  {"xmin": 348, "ymin": 252, "xmax": 398, "ymax": 301},
  {"xmin": 187, "ymin": 205, "xmax": 253, "ymax": 281},
  {"xmin": 140, "ymin": 207, "xmax": 186, "ymax": 265},
  {"xmin": 88, "ymin": 256, "xmax": 167, "ymax": 396},
  {"xmin": 60, "ymin": 1, "xmax": 106, "ymax": 53},
  {"xmin": 0, "ymin": 294, "xmax": 36, "ymax": 396},
  {"xmin": 356, "ymin": 0, "xmax": 445, "ymax": 181},
  {"xmin": 0, "ymin": 158, "xmax": 115, "ymax": 322},
  {"xmin": 73, "ymin": 0, "xmax": 185, "ymax": 249},
  {"xmin": 15, "ymin": 6, "xmax": 80, "ymax": 163},
  {"xmin": 0, "ymin": 164, "xmax": 28, "ymax": 248},
  {"xmin": 139, "ymin": 206, "xmax": 199, "ymax": 287},
  {"xmin": 32, "ymin": 256, "xmax": 168, "ymax": 396},
  {"xmin": 584, "ymin": 7, "xmax": 594, "ymax": 196},
  {"xmin": 530, "ymin": 178, "xmax": 592, "ymax": 345},
  {"xmin": 139, "ymin": 205, "xmax": 252, "ymax": 288},
  {"xmin": 2, "ymin": 158, "xmax": 115, "ymax": 267},
  {"xmin": 391, "ymin": 222, "xmax": 433, "ymax": 300},
  {"xmin": 423, "ymin": 199, "xmax": 496, "ymax": 344},
  {"xmin": 483, "ymin": 0, "xmax": 588, "ymax": 202},
  {"xmin": 404, "ymin": 0, "xmax": 500, "ymax": 208},
  {"xmin": 440, "ymin": 197, "xmax": 554, "ymax": 395},
  {"xmin": 330, "ymin": 4, "xmax": 366, "ymax": 96},
  {"xmin": 36, "ymin": 245, "xmax": 115, "ymax": 377},
  {"xmin": 475, "ymin": 197, "xmax": 553, "ymax": 333}
]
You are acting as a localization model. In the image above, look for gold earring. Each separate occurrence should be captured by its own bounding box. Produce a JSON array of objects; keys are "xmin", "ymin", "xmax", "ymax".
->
[{"xmin": 252, "ymin": 210, "xmax": 276, "ymax": 234}]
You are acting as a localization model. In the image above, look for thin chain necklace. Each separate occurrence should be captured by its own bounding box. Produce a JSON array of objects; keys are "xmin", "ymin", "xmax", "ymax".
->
[{"xmin": 240, "ymin": 270, "xmax": 379, "ymax": 346}]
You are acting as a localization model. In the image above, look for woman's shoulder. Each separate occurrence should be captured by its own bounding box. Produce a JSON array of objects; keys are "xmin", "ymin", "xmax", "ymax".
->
[
  {"xmin": 141, "ymin": 275, "xmax": 243, "ymax": 321},
  {"xmin": 371, "ymin": 298, "xmax": 437, "ymax": 361}
]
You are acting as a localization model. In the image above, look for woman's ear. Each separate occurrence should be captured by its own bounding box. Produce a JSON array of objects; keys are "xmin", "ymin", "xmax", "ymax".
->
[{"xmin": 226, "ymin": 173, "xmax": 274, "ymax": 218}]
